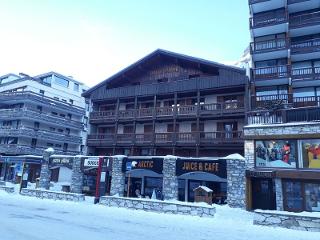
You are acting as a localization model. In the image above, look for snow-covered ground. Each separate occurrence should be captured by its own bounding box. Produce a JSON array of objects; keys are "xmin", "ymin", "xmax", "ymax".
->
[{"xmin": 0, "ymin": 191, "xmax": 318, "ymax": 240}]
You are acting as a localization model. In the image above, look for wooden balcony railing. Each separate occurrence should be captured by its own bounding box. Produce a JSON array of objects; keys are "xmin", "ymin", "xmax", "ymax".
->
[
  {"xmin": 247, "ymin": 110, "xmax": 284, "ymax": 125},
  {"xmin": 252, "ymin": 65, "xmax": 290, "ymax": 81},
  {"xmin": 250, "ymin": 38, "xmax": 289, "ymax": 54},
  {"xmin": 250, "ymin": 10, "xmax": 287, "ymax": 29},
  {"xmin": 291, "ymin": 38, "xmax": 320, "ymax": 54},
  {"xmin": 87, "ymin": 131, "xmax": 243, "ymax": 146},
  {"xmin": 291, "ymin": 67, "xmax": 320, "ymax": 81},
  {"xmin": 90, "ymin": 102, "xmax": 245, "ymax": 122},
  {"xmin": 290, "ymin": 10, "xmax": 320, "ymax": 28},
  {"xmin": 156, "ymin": 106, "xmax": 175, "ymax": 117}
]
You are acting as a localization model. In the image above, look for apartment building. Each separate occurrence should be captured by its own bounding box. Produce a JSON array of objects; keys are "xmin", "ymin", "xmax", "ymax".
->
[
  {"xmin": 83, "ymin": 49, "xmax": 247, "ymax": 157},
  {"xmin": 0, "ymin": 72, "xmax": 89, "ymax": 156},
  {"xmin": 246, "ymin": 0, "xmax": 320, "ymax": 213}
]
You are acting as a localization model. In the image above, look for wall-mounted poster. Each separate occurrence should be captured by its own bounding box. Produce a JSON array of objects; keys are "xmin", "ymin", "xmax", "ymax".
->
[
  {"xmin": 300, "ymin": 140, "xmax": 320, "ymax": 169},
  {"xmin": 255, "ymin": 140, "xmax": 296, "ymax": 168}
]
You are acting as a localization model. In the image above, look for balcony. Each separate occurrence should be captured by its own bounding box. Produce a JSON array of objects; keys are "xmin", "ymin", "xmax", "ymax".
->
[
  {"xmin": 288, "ymin": 0, "xmax": 310, "ymax": 4},
  {"xmin": 0, "ymin": 91, "xmax": 85, "ymax": 115},
  {"xmin": 252, "ymin": 65, "xmax": 290, "ymax": 83},
  {"xmin": 290, "ymin": 10, "xmax": 320, "ymax": 29},
  {"xmin": 0, "ymin": 144, "xmax": 80, "ymax": 155},
  {"xmin": 291, "ymin": 66, "xmax": 320, "ymax": 81},
  {"xmin": 291, "ymin": 38, "xmax": 320, "ymax": 60},
  {"xmin": 89, "ymin": 102, "xmax": 245, "ymax": 123},
  {"xmin": 250, "ymin": 10, "xmax": 287, "ymax": 29},
  {"xmin": 0, "ymin": 108, "xmax": 83, "ymax": 129},
  {"xmin": 249, "ymin": 0, "xmax": 270, "ymax": 4},
  {"xmin": 250, "ymin": 38, "xmax": 289, "ymax": 61},
  {"xmin": 0, "ymin": 127, "xmax": 82, "ymax": 144},
  {"xmin": 87, "ymin": 131, "xmax": 244, "ymax": 147}
]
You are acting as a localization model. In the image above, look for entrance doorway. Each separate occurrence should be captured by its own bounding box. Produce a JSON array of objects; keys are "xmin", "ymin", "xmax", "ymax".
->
[{"xmin": 252, "ymin": 178, "xmax": 276, "ymax": 210}]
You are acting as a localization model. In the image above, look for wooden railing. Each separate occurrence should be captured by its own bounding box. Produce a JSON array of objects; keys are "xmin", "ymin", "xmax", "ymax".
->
[
  {"xmin": 291, "ymin": 38, "xmax": 320, "ymax": 54},
  {"xmin": 290, "ymin": 10, "xmax": 320, "ymax": 28},
  {"xmin": 250, "ymin": 10, "xmax": 287, "ymax": 28},
  {"xmin": 291, "ymin": 66, "xmax": 320, "ymax": 81},
  {"xmin": 252, "ymin": 65, "xmax": 290, "ymax": 81},
  {"xmin": 90, "ymin": 102, "xmax": 245, "ymax": 122},
  {"xmin": 251, "ymin": 38, "xmax": 288, "ymax": 54},
  {"xmin": 87, "ymin": 131, "xmax": 243, "ymax": 146}
]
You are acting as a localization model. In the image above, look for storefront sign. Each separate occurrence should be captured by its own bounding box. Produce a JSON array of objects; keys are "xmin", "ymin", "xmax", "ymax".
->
[
  {"xmin": 81, "ymin": 157, "xmax": 112, "ymax": 172},
  {"xmin": 49, "ymin": 157, "xmax": 73, "ymax": 169},
  {"xmin": 176, "ymin": 159, "xmax": 226, "ymax": 178},
  {"xmin": 246, "ymin": 170, "xmax": 275, "ymax": 178},
  {"xmin": 122, "ymin": 158, "xmax": 163, "ymax": 174}
]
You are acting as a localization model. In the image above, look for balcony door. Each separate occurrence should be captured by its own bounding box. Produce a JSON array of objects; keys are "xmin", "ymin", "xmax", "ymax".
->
[{"xmin": 218, "ymin": 122, "xmax": 237, "ymax": 139}]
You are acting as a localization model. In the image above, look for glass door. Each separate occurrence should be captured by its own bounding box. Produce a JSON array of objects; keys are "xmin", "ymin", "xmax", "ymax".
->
[{"xmin": 252, "ymin": 178, "xmax": 276, "ymax": 210}]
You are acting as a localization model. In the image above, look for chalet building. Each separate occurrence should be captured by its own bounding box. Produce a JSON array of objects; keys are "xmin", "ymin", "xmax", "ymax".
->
[
  {"xmin": 83, "ymin": 49, "xmax": 247, "ymax": 157},
  {"xmin": 0, "ymin": 72, "xmax": 89, "ymax": 157},
  {"xmin": 246, "ymin": 0, "xmax": 320, "ymax": 213}
]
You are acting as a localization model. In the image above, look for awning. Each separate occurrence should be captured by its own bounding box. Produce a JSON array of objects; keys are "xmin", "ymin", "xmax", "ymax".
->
[
  {"xmin": 178, "ymin": 171, "xmax": 227, "ymax": 182},
  {"xmin": 125, "ymin": 169, "xmax": 163, "ymax": 178}
]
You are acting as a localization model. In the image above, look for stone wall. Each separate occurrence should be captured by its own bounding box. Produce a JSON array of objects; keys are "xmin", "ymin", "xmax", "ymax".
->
[
  {"xmin": 275, "ymin": 179, "xmax": 284, "ymax": 211},
  {"xmin": 254, "ymin": 210, "xmax": 320, "ymax": 232},
  {"xmin": 227, "ymin": 159, "xmax": 246, "ymax": 208},
  {"xmin": 244, "ymin": 122, "xmax": 320, "ymax": 137},
  {"xmin": 162, "ymin": 156, "xmax": 178, "ymax": 200},
  {"xmin": 100, "ymin": 196, "xmax": 215, "ymax": 217},
  {"xmin": 0, "ymin": 186, "xmax": 15, "ymax": 193},
  {"xmin": 20, "ymin": 188, "xmax": 85, "ymax": 202},
  {"xmin": 70, "ymin": 156, "xmax": 84, "ymax": 194},
  {"xmin": 110, "ymin": 156, "xmax": 125, "ymax": 196}
]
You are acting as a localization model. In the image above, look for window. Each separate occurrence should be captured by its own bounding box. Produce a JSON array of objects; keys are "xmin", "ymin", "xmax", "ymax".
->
[
  {"xmin": 61, "ymin": 99, "xmax": 67, "ymax": 103},
  {"xmin": 34, "ymin": 122, "xmax": 40, "ymax": 130},
  {"xmin": 39, "ymin": 90, "xmax": 45, "ymax": 95},
  {"xmin": 73, "ymin": 83, "xmax": 79, "ymax": 91},
  {"xmin": 49, "ymin": 127, "xmax": 56, "ymax": 132},
  {"xmin": 58, "ymin": 129, "xmax": 63, "ymax": 133},
  {"xmin": 37, "ymin": 106, "xmax": 42, "ymax": 112},
  {"xmin": 54, "ymin": 75, "xmax": 69, "ymax": 88},
  {"xmin": 31, "ymin": 138, "xmax": 37, "ymax": 148},
  {"xmin": 69, "ymin": 99, "xmax": 74, "ymax": 105},
  {"xmin": 63, "ymin": 143, "xmax": 68, "ymax": 151},
  {"xmin": 188, "ymin": 74, "xmax": 200, "ymax": 79},
  {"xmin": 255, "ymin": 140, "xmax": 297, "ymax": 168},
  {"xmin": 51, "ymin": 112, "xmax": 58, "ymax": 116},
  {"xmin": 67, "ymin": 114, "xmax": 72, "ymax": 120},
  {"xmin": 299, "ymin": 139, "xmax": 320, "ymax": 169},
  {"xmin": 41, "ymin": 76, "xmax": 52, "ymax": 85},
  {"xmin": 55, "ymin": 144, "xmax": 62, "ymax": 148},
  {"xmin": 283, "ymin": 180, "xmax": 320, "ymax": 212},
  {"xmin": 47, "ymin": 143, "xmax": 54, "ymax": 147},
  {"xmin": 157, "ymin": 78, "xmax": 168, "ymax": 83},
  {"xmin": 60, "ymin": 113, "xmax": 66, "ymax": 118},
  {"xmin": 66, "ymin": 128, "xmax": 70, "ymax": 135},
  {"xmin": 54, "ymin": 97, "xmax": 59, "ymax": 101}
]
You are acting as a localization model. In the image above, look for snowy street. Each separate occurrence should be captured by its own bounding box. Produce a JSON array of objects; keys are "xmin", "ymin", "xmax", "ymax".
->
[{"xmin": 0, "ymin": 191, "xmax": 318, "ymax": 240}]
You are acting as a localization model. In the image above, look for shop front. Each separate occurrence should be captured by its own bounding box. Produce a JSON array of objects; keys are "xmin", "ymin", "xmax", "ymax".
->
[
  {"xmin": 176, "ymin": 158, "xmax": 227, "ymax": 204},
  {"xmin": 247, "ymin": 138, "xmax": 320, "ymax": 213},
  {"xmin": 0, "ymin": 156, "xmax": 42, "ymax": 183},
  {"xmin": 122, "ymin": 157, "xmax": 163, "ymax": 199},
  {"xmin": 49, "ymin": 156, "xmax": 74, "ymax": 191},
  {"xmin": 81, "ymin": 156, "xmax": 112, "ymax": 197}
]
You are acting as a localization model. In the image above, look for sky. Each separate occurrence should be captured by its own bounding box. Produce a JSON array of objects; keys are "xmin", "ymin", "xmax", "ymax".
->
[{"xmin": 0, "ymin": 0, "xmax": 250, "ymax": 87}]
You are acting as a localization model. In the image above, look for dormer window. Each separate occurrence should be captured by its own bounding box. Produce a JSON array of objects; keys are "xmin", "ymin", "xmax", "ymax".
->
[{"xmin": 157, "ymin": 77, "xmax": 168, "ymax": 83}]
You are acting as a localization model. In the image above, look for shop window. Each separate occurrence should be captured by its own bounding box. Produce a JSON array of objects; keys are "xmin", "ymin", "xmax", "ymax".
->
[
  {"xmin": 54, "ymin": 75, "xmax": 69, "ymax": 88},
  {"xmin": 255, "ymin": 140, "xmax": 297, "ymax": 168},
  {"xmin": 305, "ymin": 183, "xmax": 320, "ymax": 212},
  {"xmin": 283, "ymin": 181, "xmax": 303, "ymax": 212},
  {"xmin": 300, "ymin": 139, "xmax": 320, "ymax": 169},
  {"xmin": 73, "ymin": 83, "xmax": 79, "ymax": 92},
  {"xmin": 283, "ymin": 180, "xmax": 320, "ymax": 212},
  {"xmin": 144, "ymin": 177, "xmax": 163, "ymax": 199}
]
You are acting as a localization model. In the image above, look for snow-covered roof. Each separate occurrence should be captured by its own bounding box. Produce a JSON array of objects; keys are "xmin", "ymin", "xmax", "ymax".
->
[
  {"xmin": 193, "ymin": 186, "xmax": 213, "ymax": 193},
  {"xmin": 223, "ymin": 153, "xmax": 245, "ymax": 161}
]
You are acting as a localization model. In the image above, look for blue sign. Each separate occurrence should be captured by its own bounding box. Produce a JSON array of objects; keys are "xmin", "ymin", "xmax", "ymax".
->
[{"xmin": 126, "ymin": 162, "xmax": 132, "ymax": 171}]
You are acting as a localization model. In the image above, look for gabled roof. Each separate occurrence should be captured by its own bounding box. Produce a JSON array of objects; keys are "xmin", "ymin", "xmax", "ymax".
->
[{"xmin": 82, "ymin": 49, "xmax": 245, "ymax": 97}]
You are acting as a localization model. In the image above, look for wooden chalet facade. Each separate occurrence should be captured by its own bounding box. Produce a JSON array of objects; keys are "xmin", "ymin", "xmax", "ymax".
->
[{"xmin": 83, "ymin": 49, "xmax": 247, "ymax": 157}]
